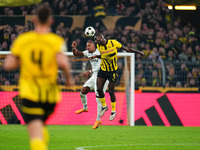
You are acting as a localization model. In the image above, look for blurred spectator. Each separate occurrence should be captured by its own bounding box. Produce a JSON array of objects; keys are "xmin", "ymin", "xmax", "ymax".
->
[
  {"xmin": 10, "ymin": 33, "xmax": 16, "ymax": 43},
  {"xmin": 74, "ymin": 74, "xmax": 85, "ymax": 85},
  {"xmin": 154, "ymin": 39, "xmax": 162, "ymax": 48},
  {"xmin": 165, "ymin": 81, "xmax": 170, "ymax": 88},
  {"xmin": 149, "ymin": 52, "xmax": 158, "ymax": 63},
  {"xmin": 177, "ymin": 63, "xmax": 188, "ymax": 85},
  {"xmin": 187, "ymin": 31, "xmax": 198, "ymax": 49},
  {"xmin": 186, "ymin": 72, "xmax": 194, "ymax": 87},
  {"xmin": 1, "ymin": 41, "xmax": 8, "ymax": 51},
  {"xmin": 165, "ymin": 62, "xmax": 174, "ymax": 76},
  {"xmin": 166, "ymin": 50, "xmax": 176, "ymax": 62},
  {"xmin": 3, "ymin": 31, "xmax": 10, "ymax": 42},
  {"xmin": 125, "ymin": 0, "xmax": 139, "ymax": 16},
  {"xmin": 155, "ymin": 81, "xmax": 161, "ymax": 87},
  {"xmin": 135, "ymin": 53, "xmax": 143, "ymax": 62},
  {"xmin": 194, "ymin": 45, "xmax": 200, "ymax": 59},
  {"xmin": 8, "ymin": 10, "xmax": 14, "ymax": 16},
  {"xmin": 4, "ymin": 7, "xmax": 10, "ymax": 15},
  {"xmin": 144, "ymin": 63, "xmax": 153, "ymax": 81},
  {"xmin": 158, "ymin": 47, "xmax": 166, "ymax": 60},
  {"xmin": 164, "ymin": 42, "xmax": 171, "ymax": 53},
  {"xmin": 155, "ymin": 62, "xmax": 162, "ymax": 81},
  {"xmin": 135, "ymin": 73, "xmax": 143, "ymax": 87},
  {"xmin": 166, "ymin": 69, "xmax": 177, "ymax": 87},
  {"xmin": 189, "ymin": 78, "xmax": 197, "ymax": 87},
  {"xmin": 141, "ymin": 78, "xmax": 146, "ymax": 87},
  {"xmin": 186, "ymin": 47, "xmax": 196, "ymax": 62},
  {"xmin": 4, "ymin": 80, "xmax": 10, "ymax": 85},
  {"xmin": 142, "ymin": 43, "xmax": 152, "ymax": 58},
  {"xmin": 12, "ymin": 73, "xmax": 19, "ymax": 85},
  {"xmin": 0, "ymin": 74, "xmax": 6, "ymax": 85},
  {"xmin": 178, "ymin": 44, "xmax": 188, "ymax": 61},
  {"xmin": 146, "ymin": 32, "xmax": 155, "ymax": 48},
  {"xmin": 149, "ymin": 70, "xmax": 160, "ymax": 87},
  {"xmin": 136, "ymin": 63, "xmax": 144, "ymax": 75},
  {"xmin": 176, "ymin": 81, "xmax": 182, "ymax": 88},
  {"xmin": 197, "ymin": 55, "xmax": 200, "ymax": 64}
]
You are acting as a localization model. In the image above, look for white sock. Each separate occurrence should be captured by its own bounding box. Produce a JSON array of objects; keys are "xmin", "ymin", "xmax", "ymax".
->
[
  {"xmin": 80, "ymin": 92, "xmax": 88, "ymax": 110},
  {"xmin": 96, "ymin": 98, "xmax": 102, "ymax": 121}
]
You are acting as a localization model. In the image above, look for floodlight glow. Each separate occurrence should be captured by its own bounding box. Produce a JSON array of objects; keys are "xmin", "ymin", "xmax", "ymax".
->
[
  {"xmin": 174, "ymin": 5, "xmax": 196, "ymax": 10},
  {"xmin": 168, "ymin": 5, "xmax": 173, "ymax": 10}
]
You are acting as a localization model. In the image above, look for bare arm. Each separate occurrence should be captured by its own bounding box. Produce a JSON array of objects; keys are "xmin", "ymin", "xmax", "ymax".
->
[
  {"xmin": 89, "ymin": 55, "xmax": 101, "ymax": 59},
  {"xmin": 56, "ymin": 52, "xmax": 74, "ymax": 86},
  {"xmin": 3, "ymin": 54, "xmax": 20, "ymax": 71},
  {"xmin": 121, "ymin": 45, "xmax": 145, "ymax": 56},
  {"xmin": 81, "ymin": 60, "xmax": 101, "ymax": 77},
  {"xmin": 71, "ymin": 41, "xmax": 84, "ymax": 57}
]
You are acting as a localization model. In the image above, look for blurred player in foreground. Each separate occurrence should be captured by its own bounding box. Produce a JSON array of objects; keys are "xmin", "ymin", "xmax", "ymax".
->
[
  {"xmin": 4, "ymin": 4, "xmax": 73, "ymax": 150},
  {"xmin": 91, "ymin": 33, "xmax": 145, "ymax": 120},
  {"xmin": 71, "ymin": 40, "xmax": 109, "ymax": 129}
]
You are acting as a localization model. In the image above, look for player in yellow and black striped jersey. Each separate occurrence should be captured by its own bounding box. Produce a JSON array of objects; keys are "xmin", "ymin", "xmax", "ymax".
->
[
  {"xmin": 96, "ymin": 39, "xmax": 121, "ymax": 72},
  {"xmin": 4, "ymin": 4, "xmax": 73, "ymax": 150},
  {"xmin": 93, "ymin": 33, "xmax": 145, "ymax": 121}
]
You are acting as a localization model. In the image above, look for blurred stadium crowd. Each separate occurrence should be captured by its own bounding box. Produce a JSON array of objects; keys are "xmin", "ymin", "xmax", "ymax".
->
[{"xmin": 0, "ymin": 0, "xmax": 200, "ymax": 88}]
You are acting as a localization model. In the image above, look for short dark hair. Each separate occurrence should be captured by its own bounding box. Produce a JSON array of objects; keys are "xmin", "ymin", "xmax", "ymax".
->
[
  {"xmin": 35, "ymin": 4, "xmax": 52, "ymax": 24},
  {"xmin": 87, "ymin": 40, "xmax": 95, "ymax": 44},
  {"xmin": 94, "ymin": 33, "xmax": 103, "ymax": 38}
]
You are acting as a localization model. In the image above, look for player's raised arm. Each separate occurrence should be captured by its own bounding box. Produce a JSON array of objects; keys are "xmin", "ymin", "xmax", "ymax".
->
[
  {"xmin": 121, "ymin": 45, "xmax": 145, "ymax": 56},
  {"xmin": 89, "ymin": 55, "xmax": 101, "ymax": 59},
  {"xmin": 71, "ymin": 41, "xmax": 84, "ymax": 57}
]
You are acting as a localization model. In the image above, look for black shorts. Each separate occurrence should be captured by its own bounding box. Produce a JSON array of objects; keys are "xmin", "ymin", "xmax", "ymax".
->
[
  {"xmin": 97, "ymin": 69, "xmax": 118, "ymax": 83},
  {"xmin": 21, "ymin": 99, "xmax": 56, "ymax": 124}
]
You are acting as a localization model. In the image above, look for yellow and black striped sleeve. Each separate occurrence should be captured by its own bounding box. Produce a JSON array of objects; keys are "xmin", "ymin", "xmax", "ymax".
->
[{"xmin": 112, "ymin": 40, "xmax": 122, "ymax": 48}]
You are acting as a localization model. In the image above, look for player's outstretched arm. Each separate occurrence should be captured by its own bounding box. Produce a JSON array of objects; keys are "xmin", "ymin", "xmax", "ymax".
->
[
  {"xmin": 56, "ymin": 52, "xmax": 74, "ymax": 86},
  {"xmin": 121, "ymin": 45, "xmax": 145, "ymax": 56},
  {"xmin": 3, "ymin": 54, "xmax": 20, "ymax": 71},
  {"xmin": 89, "ymin": 55, "xmax": 101, "ymax": 59},
  {"xmin": 71, "ymin": 41, "xmax": 84, "ymax": 57}
]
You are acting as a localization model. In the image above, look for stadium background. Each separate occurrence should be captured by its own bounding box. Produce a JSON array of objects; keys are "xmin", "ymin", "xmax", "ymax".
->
[{"xmin": 0, "ymin": 0, "xmax": 200, "ymax": 127}]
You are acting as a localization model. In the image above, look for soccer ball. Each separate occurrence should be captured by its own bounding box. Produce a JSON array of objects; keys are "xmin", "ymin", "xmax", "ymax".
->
[{"xmin": 84, "ymin": 26, "xmax": 95, "ymax": 37}]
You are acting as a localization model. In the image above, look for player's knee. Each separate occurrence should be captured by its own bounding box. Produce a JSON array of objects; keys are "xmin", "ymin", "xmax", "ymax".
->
[
  {"xmin": 97, "ymin": 88, "xmax": 102, "ymax": 94},
  {"xmin": 80, "ymin": 92, "xmax": 85, "ymax": 98},
  {"xmin": 95, "ymin": 91, "xmax": 99, "ymax": 98},
  {"xmin": 109, "ymin": 90, "xmax": 114, "ymax": 96},
  {"xmin": 97, "ymin": 89, "xmax": 104, "ymax": 97}
]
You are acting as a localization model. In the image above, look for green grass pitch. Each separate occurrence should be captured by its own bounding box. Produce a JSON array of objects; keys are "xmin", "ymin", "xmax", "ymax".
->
[{"xmin": 0, "ymin": 125, "xmax": 199, "ymax": 150}]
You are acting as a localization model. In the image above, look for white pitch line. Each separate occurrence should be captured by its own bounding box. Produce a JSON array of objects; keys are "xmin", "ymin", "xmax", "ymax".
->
[{"xmin": 75, "ymin": 143, "xmax": 200, "ymax": 150}]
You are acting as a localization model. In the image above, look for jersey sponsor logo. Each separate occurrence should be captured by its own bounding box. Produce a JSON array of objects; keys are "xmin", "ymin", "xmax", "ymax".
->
[{"xmin": 100, "ymin": 49, "xmax": 114, "ymax": 54}]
